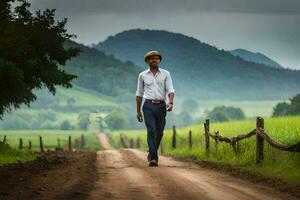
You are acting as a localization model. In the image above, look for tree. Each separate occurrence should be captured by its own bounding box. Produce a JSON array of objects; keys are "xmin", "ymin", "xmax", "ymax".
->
[
  {"xmin": 77, "ymin": 112, "xmax": 90, "ymax": 130},
  {"xmin": 67, "ymin": 97, "xmax": 76, "ymax": 108},
  {"xmin": 0, "ymin": 0, "xmax": 80, "ymax": 118},
  {"xmin": 207, "ymin": 106, "xmax": 245, "ymax": 122},
  {"xmin": 272, "ymin": 94, "xmax": 300, "ymax": 116},
  {"xmin": 61, "ymin": 120, "xmax": 71, "ymax": 130},
  {"xmin": 104, "ymin": 109, "xmax": 129, "ymax": 130},
  {"xmin": 272, "ymin": 102, "xmax": 290, "ymax": 116}
]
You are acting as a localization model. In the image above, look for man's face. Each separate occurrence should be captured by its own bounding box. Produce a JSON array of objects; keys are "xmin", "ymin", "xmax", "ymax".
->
[{"xmin": 147, "ymin": 55, "xmax": 160, "ymax": 67}]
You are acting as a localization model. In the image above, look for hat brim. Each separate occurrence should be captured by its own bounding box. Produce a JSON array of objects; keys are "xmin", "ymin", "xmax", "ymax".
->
[{"xmin": 144, "ymin": 55, "xmax": 162, "ymax": 62}]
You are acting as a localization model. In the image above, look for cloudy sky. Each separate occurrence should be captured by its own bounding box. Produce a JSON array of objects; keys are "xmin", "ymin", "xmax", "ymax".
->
[{"xmin": 28, "ymin": 0, "xmax": 300, "ymax": 69}]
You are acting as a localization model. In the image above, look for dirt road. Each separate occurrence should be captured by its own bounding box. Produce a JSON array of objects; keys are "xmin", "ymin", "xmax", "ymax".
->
[
  {"xmin": 0, "ymin": 151, "xmax": 97, "ymax": 200},
  {"xmin": 88, "ymin": 133, "xmax": 298, "ymax": 200}
]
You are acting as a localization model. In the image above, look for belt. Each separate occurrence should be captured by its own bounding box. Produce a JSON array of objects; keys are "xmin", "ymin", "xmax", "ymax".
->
[{"xmin": 145, "ymin": 99, "xmax": 165, "ymax": 104}]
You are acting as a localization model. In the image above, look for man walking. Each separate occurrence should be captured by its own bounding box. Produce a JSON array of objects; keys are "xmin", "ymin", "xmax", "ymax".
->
[{"xmin": 136, "ymin": 50, "xmax": 175, "ymax": 167}]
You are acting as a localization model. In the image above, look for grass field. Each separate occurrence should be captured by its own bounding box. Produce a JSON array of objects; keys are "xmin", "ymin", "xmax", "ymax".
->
[
  {"xmin": 0, "ymin": 130, "xmax": 101, "ymax": 165},
  {"xmin": 190, "ymin": 99, "xmax": 284, "ymax": 118},
  {"xmin": 109, "ymin": 116, "xmax": 300, "ymax": 184}
]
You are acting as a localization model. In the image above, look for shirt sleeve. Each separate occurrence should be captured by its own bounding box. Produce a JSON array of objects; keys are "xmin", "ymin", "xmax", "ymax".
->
[
  {"xmin": 165, "ymin": 71, "xmax": 175, "ymax": 96},
  {"xmin": 136, "ymin": 73, "xmax": 144, "ymax": 97}
]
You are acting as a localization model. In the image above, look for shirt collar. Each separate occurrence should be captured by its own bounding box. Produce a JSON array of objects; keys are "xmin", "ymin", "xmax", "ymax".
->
[{"xmin": 147, "ymin": 67, "xmax": 161, "ymax": 74}]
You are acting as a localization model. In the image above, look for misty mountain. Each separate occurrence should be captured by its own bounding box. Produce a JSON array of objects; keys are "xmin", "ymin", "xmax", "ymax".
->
[
  {"xmin": 229, "ymin": 49, "xmax": 283, "ymax": 69},
  {"xmin": 63, "ymin": 40, "xmax": 140, "ymax": 102},
  {"xmin": 93, "ymin": 29, "xmax": 300, "ymax": 100}
]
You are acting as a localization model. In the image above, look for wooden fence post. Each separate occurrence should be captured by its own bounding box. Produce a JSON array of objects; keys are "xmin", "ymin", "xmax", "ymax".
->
[
  {"xmin": 256, "ymin": 117, "xmax": 264, "ymax": 164},
  {"xmin": 80, "ymin": 134, "xmax": 85, "ymax": 148},
  {"xmin": 19, "ymin": 138, "xmax": 23, "ymax": 149},
  {"xmin": 130, "ymin": 138, "xmax": 134, "ymax": 148},
  {"xmin": 172, "ymin": 125, "xmax": 176, "ymax": 149},
  {"xmin": 39, "ymin": 136, "xmax": 44, "ymax": 153},
  {"xmin": 3, "ymin": 135, "xmax": 6, "ymax": 144},
  {"xmin": 68, "ymin": 135, "xmax": 72, "ymax": 151},
  {"xmin": 204, "ymin": 119, "xmax": 210, "ymax": 155},
  {"xmin": 136, "ymin": 137, "xmax": 140, "ymax": 148},
  {"xmin": 74, "ymin": 138, "xmax": 79, "ymax": 148},
  {"xmin": 120, "ymin": 134, "xmax": 127, "ymax": 148},
  {"xmin": 214, "ymin": 131, "xmax": 219, "ymax": 151},
  {"xmin": 57, "ymin": 138, "xmax": 61, "ymax": 148},
  {"xmin": 188, "ymin": 130, "xmax": 192, "ymax": 150},
  {"xmin": 28, "ymin": 140, "xmax": 32, "ymax": 150}
]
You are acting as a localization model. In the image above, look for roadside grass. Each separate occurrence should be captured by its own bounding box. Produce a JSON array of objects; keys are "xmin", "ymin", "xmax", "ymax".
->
[
  {"xmin": 0, "ymin": 142, "xmax": 37, "ymax": 165},
  {"xmin": 109, "ymin": 116, "xmax": 300, "ymax": 184},
  {"xmin": 0, "ymin": 130, "xmax": 101, "ymax": 165}
]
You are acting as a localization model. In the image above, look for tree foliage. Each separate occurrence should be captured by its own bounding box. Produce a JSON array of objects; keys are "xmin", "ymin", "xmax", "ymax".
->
[
  {"xmin": 207, "ymin": 106, "xmax": 245, "ymax": 122},
  {"xmin": 273, "ymin": 94, "xmax": 300, "ymax": 116},
  {"xmin": 0, "ymin": 0, "xmax": 79, "ymax": 118}
]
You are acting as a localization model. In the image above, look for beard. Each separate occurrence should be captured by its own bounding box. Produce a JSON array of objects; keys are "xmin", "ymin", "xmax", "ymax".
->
[{"xmin": 150, "ymin": 61, "xmax": 158, "ymax": 67}]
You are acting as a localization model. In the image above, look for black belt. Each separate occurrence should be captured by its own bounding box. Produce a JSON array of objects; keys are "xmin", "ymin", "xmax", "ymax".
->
[{"xmin": 145, "ymin": 99, "xmax": 165, "ymax": 104}]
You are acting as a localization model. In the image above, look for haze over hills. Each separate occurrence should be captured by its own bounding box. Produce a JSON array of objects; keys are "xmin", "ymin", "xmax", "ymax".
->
[
  {"xmin": 229, "ymin": 49, "xmax": 283, "ymax": 69},
  {"xmin": 93, "ymin": 29, "xmax": 300, "ymax": 100},
  {"xmin": 63, "ymin": 40, "xmax": 140, "ymax": 102}
]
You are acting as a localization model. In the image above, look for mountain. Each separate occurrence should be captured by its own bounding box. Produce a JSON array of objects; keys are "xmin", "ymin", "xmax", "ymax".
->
[
  {"xmin": 229, "ymin": 49, "xmax": 283, "ymax": 69},
  {"xmin": 63, "ymin": 40, "xmax": 140, "ymax": 101},
  {"xmin": 93, "ymin": 29, "xmax": 300, "ymax": 100}
]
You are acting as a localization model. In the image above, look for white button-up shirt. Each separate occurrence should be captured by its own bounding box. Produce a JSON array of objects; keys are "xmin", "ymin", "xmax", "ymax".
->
[{"xmin": 136, "ymin": 67, "xmax": 175, "ymax": 101}]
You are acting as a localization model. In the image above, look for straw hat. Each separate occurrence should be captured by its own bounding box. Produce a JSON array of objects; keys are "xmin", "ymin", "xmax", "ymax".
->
[{"xmin": 144, "ymin": 50, "xmax": 162, "ymax": 62}]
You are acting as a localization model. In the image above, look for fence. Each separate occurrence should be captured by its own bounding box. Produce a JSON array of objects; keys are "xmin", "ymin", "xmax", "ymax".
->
[
  {"xmin": 204, "ymin": 117, "xmax": 300, "ymax": 164},
  {"xmin": 1, "ymin": 134, "xmax": 87, "ymax": 153},
  {"xmin": 119, "ymin": 117, "xmax": 300, "ymax": 165}
]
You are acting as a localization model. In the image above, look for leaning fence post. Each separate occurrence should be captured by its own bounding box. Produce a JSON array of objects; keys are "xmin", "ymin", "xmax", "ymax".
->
[
  {"xmin": 172, "ymin": 125, "xmax": 176, "ymax": 149},
  {"xmin": 39, "ymin": 136, "xmax": 44, "ymax": 153},
  {"xmin": 204, "ymin": 119, "xmax": 210, "ymax": 155},
  {"xmin": 68, "ymin": 135, "xmax": 72, "ymax": 151},
  {"xmin": 3, "ymin": 135, "xmax": 6, "ymax": 144},
  {"xmin": 188, "ymin": 130, "xmax": 192, "ymax": 150},
  {"xmin": 256, "ymin": 117, "xmax": 264, "ymax": 164}
]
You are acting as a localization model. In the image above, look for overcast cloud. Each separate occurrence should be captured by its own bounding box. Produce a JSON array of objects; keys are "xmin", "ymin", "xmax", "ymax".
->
[{"xmin": 27, "ymin": 0, "xmax": 300, "ymax": 69}]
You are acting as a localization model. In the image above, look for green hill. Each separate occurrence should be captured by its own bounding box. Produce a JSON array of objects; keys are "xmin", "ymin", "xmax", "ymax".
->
[
  {"xmin": 93, "ymin": 29, "xmax": 300, "ymax": 100},
  {"xmin": 63, "ymin": 40, "xmax": 140, "ymax": 101}
]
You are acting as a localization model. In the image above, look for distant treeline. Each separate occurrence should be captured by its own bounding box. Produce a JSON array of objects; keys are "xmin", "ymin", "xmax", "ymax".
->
[{"xmin": 273, "ymin": 94, "xmax": 300, "ymax": 116}]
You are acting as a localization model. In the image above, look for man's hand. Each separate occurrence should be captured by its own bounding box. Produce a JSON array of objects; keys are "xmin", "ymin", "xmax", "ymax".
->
[
  {"xmin": 137, "ymin": 111, "xmax": 143, "ymax": 122},
  {"xmin": 166, "ymin": 103, "xmax": 173, "ymax": 112}
]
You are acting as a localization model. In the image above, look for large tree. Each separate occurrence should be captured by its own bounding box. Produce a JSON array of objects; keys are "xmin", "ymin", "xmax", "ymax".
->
[{"xmin": 0, "ymin": 0, "xmax": 80, "ymax": 118}]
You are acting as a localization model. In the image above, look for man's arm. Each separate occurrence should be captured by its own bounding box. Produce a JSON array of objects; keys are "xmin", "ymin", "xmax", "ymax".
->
[
  {"xmin": 165, "ymin": 71, "xmax": 175, "ymax": 111},
  {"xmin": 136, "ymin": 73, "xmax": 144, "ymax": 122}
]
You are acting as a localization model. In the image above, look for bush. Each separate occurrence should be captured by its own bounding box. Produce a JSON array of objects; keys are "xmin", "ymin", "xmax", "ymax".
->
[{"xmin": 207, "ymin": 106, "xmax": 245, "ymax": 122}]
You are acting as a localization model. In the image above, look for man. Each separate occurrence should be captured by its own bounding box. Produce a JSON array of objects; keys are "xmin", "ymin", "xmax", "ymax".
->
[{"xmin": 136, "ymin": 50, "xmax": 175, "ymax": 167}]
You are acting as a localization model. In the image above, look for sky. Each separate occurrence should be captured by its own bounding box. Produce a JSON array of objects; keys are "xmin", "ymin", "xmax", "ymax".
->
[{"xmin": 27, "ymin": 0, "xmax": 300, "ymax": 69}]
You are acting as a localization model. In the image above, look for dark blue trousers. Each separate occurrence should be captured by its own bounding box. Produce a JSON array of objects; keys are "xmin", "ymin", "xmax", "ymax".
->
[{"xmin": 142, "ymin": 101, "xmax": 167, "ymax": 161}]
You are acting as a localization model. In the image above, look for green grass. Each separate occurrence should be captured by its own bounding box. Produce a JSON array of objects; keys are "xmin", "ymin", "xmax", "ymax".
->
[
  {"xmin": 55, "ymin": 86, "xmax": 116, "ymax": 107},
  {"xmin": 0, "ymin": 142, "xmax": 37, "ymax": 165},
  {"xmin": 0, "ymin": 130, "xmax": 100, "ymax": 151},
  {"xmin": 109, "ymin": 116, "xmax": 300, "ymax": 184}
]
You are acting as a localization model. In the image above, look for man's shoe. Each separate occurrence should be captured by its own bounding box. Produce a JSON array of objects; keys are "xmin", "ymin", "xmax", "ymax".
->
[{"xmin": 149, "ymin": 159, "xmax": 158, "ymax": 167}]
